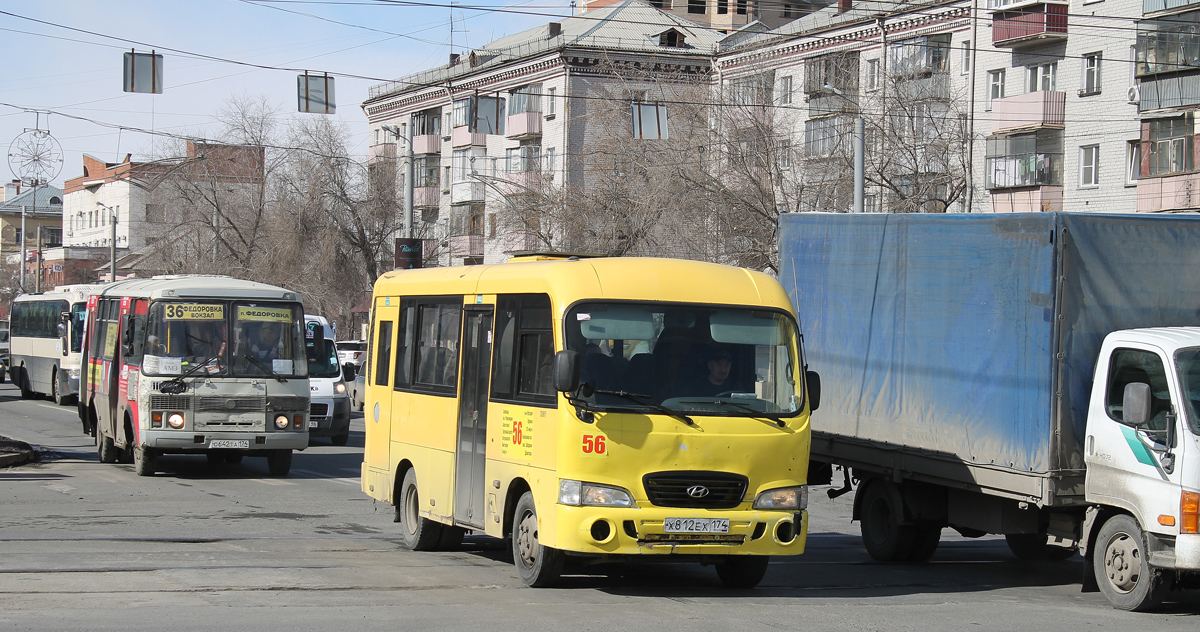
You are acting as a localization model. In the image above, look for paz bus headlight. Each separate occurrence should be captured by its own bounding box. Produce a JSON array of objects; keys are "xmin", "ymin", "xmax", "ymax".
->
[
  {"xmin": 753, "ymin": 486, "xmax": 808, "ymax": 511},
  {"xmin": 166, "ymin": 413, "xmax": 186, "ymax": 429},
  {"xmin": 558, "ymin": 479, "xmax": 634, "ymax": 507},
  {"xmin": 274, "ymin": 414, "xmax": 290, "ymax": 429}
]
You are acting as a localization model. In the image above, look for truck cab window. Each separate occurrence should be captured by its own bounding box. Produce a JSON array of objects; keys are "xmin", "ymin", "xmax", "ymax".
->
[{"xmin": 1106, "ymin": 348, "xmax": 1172, "ymax": 434}]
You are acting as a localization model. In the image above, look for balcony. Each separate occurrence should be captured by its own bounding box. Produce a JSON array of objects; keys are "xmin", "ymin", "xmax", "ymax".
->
[
  {"xmin": 992, "ymin": 2, "xmax": 1067, "ymax": 48},
  {"xmin": 504, "ymin": 170, "xmax": 546, "ymax": 193},
  {"xmin": 452, "ymin": 127, "xmax": 487, "ymax": 147},
  {"xmin": 500, "ymin": 230, "xmax": 544, "ymax": 253},
  {"xmin": 1137, "ymin": 173, "xmax": 1200, "ymax": 212},
  {"xmin": 412, "ymin": 134, "xmax": 440, "ymax": 155},
  {"xmin": 448, "ymin": 234, "xmax": 484, "ymax": 257},
  {"xmin": 506, "ymin": 112, "xmax": 542, "ymax": 139},
  {"xmin": 450, "ymin": 181, "xmax": 486, "ymax": 203},
  {"xmin": 414, "ymin": 186, "xmax": 440, "ymax": 207},
  {"xmin": 368, "ymin": 142, "xmax": 396, "ymax": 163},
  {"xmin": 989, "ymin": 186, "xmax": 1063, "ymax": 213},
  {"xmin": 991, "ymin": 91, "xmax": 1066, "ymax": 132}
]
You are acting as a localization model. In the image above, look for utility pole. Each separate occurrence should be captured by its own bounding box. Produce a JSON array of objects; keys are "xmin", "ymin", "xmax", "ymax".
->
[
  {"xmin": 35, "ymin": 226, "xmax": 41, "ymax": 293},
  {"xmin": 19, "ymin": 204, "xmax": 26, "ymax": 290},
  {"xmin": 382, "ymin": 122, "xmax": 414, "ymax": 239}
]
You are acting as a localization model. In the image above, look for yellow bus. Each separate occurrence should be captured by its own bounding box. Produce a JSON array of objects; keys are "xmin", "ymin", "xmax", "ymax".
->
[{"xmin": 360, "ymin": 254, "xmax": 818, "ymax": 587}]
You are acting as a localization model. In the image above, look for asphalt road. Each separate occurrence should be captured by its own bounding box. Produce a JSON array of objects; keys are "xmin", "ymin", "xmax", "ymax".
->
[{"xmin": 1, "ymin": 381, "xmax": 1197, "ymax": 631}]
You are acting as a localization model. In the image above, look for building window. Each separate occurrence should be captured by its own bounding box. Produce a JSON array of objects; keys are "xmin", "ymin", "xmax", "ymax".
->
[
  {"xmin": 506, "ymin": 145, "xmax": 541, "ymax": 173},
  {"xmin": 1135, "ymin": 11, "xmax": 1200, "ymax": 77},
  {"xmin": 688, "ymin": 0, "xmax": 706, "ymax": 13},
  {"xmin": 1080, "ymin": 145, "xmax": 1100, "ymax": 187},
  {"xmin": 804, "ymin": 116, "xmax": 846, "ymax": 158},
  {"xmin": 961, "ymin": 40, "xmax": 971, "ymax": 74},
  {"xmin": 1126, "ymin": 139, "xmax": 1141, "ymax": 186},
  {"xmin": 546, "ymin": 87, "xmax": 556, "ymax": 117},
  {"xmin": 736, "ymin": 0, "xmax": 747, "ymax": 14},
  {"xmin": 145, "ymin": 204, "xmax": 161, "ymax": 223},
  {"xmin": 718, "ymin": 0, "xmax": 728, "ymax": 13},
  {"xmin": 452, "ymin": 96, "xmax": 505, "ymax": 134},
  {"xmin": 413, "ymin": 107, "xmax": 441, "ymax": 136},
  {"xmin": 987, "ymin": 69, "xmax": 1006, "ymax": 109},
  {"xmin": 452, "ymin": 149, "xmax": 482, "ymax": 182},
  {"xmin": 782, "ymin": 3, "xmax": 799, "ymax": 17},
  {"xmin": 1146, "ymin": 114, "xmax": 1195, "ymax": 177},
  {"xmin": 508, "ymin": 85, "xmax": 541, "ymax": 115},
  {"xmin": 546, "ymin": 147, "xmax": 556, "ymax": 174},
  {"xmin": 1082, "ymin": 53, "xmax": 1102, "ymax": 95},
  {"xmin": 866, "ymin": 59, "xmax": 880, "ymax": 90},
  {"xmin": 649, "ymin": 0, "xmax": 670, "ymax": 7},
  {"xmin": 889, "ymin": 34, "xmax": 950, "ymax": 77},
  {"xmin": 632, "ymin": 101, "xmax": 669, "ymax": 140},
  {"xmin": 1028, "ymin": 62, "xmax": 1058, "ymax": 92},
  {"xmin": 415, "ymin": 155, "xmax": 440, "ymax": 187},
  {"xmin": 804, "ymin": 54, "xmax": 856, "ymax": 95},
  {"xmin": 985, "ymin": 129, "xmax": 1064, "ymax": 189},
  {"xmin": 778, "ymin": 76, "xmax": 792, "ymax": 104}
]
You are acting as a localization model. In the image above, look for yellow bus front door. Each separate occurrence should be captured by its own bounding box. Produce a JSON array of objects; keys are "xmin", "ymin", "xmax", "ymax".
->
[
  {"xmin": 365, "ymin": 300, "xmax": 398, "ymax": 478},
  {"xmin": 453, "ymin": 307, "xmax": 493, "ymax": 530}
]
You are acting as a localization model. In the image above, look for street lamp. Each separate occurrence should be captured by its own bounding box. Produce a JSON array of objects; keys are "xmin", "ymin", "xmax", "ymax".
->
[
  {"xmin": 824, "ymin": 84, "xmax": 865, "ymax": 214},
  {"xmin": 96, "ymin": 201, "xmax": 118, "ymax": 282}
]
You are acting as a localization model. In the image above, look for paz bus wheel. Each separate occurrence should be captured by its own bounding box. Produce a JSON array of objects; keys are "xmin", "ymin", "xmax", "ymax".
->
[
  {"xmin": 133, "ymin": 446, "xmax": 157, "ymax": 476},
  {"xmin": 512, "ymin": 491, "xmax": 564, "ymax": 587},
  {"xmin": 96, "ymin": 430, "xmax": 118, "ymax": 464},
  {"xmin": 266, "ymin": 449, "xmax": 292, "ymax": 477},
  {"xmin": 399, "ymin": 468, "xmax": 443, "ymax": 551},
  {"xmin": 1094, "ymin": 514, "xmax": 1166, "ymax": 611},
  {"xmin": 715, "ymin": 556, "xmax": 770, "ymax": 588}
]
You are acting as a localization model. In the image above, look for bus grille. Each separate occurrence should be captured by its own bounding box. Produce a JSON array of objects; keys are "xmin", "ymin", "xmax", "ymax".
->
[
  {"xmin": 197, "ymin": 396, "xmax": 265, "ymax": 413},
  {"xmin": 642, "ymin": 471, "xmax": 748, "ymax": 509},
  {"xmin": 310, "ymin": 403, "xmax": 329, "ymax": 417},
  {"xmin": 267, "ymin": 396, "xmax": 308, "ymax": 412},
  {"xmin": 150, "ymin": 395, "xmax": 192, "ymax": 410}
]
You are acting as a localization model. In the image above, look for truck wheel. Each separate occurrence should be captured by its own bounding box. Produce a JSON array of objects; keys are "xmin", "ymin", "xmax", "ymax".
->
[
  {"xmin": 133, "ymin": 446, "xmax": 157, "ymax": 476},
  {"xmin": 1094, "ymin": 514, "xmax": 1165, "ymax": 611},
  {"xmin": 907, "ymin": 526, "xmax": 941, "ymax": 562},
  {"xmin": 512, "ymin": 491, "xmax": 564, "ymax": 587},
  {"xmin": 399, "ymin": 469, "xmax": 444, "ymax": 551},
  {"xmin": 715, "ymin": 556, "xmax": 770, "ymax": 588},
  {"xmin": 266, "ymin": 449, "xmax": 292, "ymax": 477},
  {"xmin": 859, "ymin": 480, "xmax": 916, "ymax": 562}
]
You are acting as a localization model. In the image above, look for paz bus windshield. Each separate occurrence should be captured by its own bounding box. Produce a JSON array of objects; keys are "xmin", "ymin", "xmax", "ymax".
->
[
  {"xmin": 565, "ymin": 302, "xmax": 803, "ymax": 416},
  {"xmin": 141, "ymin": 301, "xmax": 307, "ymax": 378}
]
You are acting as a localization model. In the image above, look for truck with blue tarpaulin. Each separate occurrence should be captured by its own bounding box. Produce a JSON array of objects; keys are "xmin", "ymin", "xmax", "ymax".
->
[{"xmin": 779, "ymin": 212, "xmax": 1200, "ymax": 611}]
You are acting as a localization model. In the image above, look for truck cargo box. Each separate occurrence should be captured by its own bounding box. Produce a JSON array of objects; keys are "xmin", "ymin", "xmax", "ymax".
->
[{"xmin": 779, "ymin": 212, "xmax": 1200, "ymax": 506}]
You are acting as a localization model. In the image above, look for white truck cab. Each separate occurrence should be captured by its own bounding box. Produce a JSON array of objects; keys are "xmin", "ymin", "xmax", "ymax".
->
[
  {"xmin": 1084, "ymin": 328, "xmax": 1200, "ymax": 609},
  {"xmin": 304, "ymin": 315, "xmax": 352, "ymax": 446}
]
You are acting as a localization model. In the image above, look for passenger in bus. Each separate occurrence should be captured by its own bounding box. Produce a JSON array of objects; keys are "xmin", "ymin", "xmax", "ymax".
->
[
  {"xmin": 685, "ymin": 347, "xmax": 740, "ymax": 397},
  {"xmin": 249, "ymin": 322, "xmax": 284, "ymax": 362}
]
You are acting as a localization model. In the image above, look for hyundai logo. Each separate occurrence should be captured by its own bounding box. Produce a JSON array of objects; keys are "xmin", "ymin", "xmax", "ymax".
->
[{"xmin": 686, "ymin": 485, "xmax": 710, "ymax": 498}]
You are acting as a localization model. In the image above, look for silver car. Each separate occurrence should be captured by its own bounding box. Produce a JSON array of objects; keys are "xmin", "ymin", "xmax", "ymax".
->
[{"xmin": 336, "ymin": 340, "xmax": 367, "ymax": 370}]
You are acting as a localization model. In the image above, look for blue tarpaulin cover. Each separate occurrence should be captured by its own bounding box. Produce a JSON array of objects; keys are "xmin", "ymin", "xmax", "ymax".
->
[{"xmin": 779, "ymin": 212, "xmax": 1200, "ymax": 479}]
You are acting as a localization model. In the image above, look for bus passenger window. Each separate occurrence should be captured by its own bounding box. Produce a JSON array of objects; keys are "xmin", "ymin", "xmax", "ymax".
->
[{"xmin": 375, "ymin": 321, "xmax": 393, "ymax": 386}]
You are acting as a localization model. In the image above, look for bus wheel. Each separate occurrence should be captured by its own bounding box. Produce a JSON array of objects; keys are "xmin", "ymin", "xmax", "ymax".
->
[
  {"xmin": 133, "ymin": 446, "xmax": 157, "ymax": 476},
  {"xmin": 96, "ymin": 430, "xmax": 118, "ymax": 464},
  {"xmin": 1094, "ymin": 514, "xmax": 1166, "ymax": 611},
  {"xmin": 512, "ymin": 491, "xmax": 564, "ymax": 587},
  {"xmin": 18, "ymin": 368, "xmax": 35, "ymax": 399},
  {"xmin": 51, "ymin": 370, "xmax": 72, "ymax": 406},
  {"xmin": 438, "ymin": 525, "xmax": 465, "ymax": 551},
  {"xmin": 266, "ymin": 449, "xmax": 292, "ymax": 477},
  {"xmin": 715, "ymin": 556, "xmax": 770, "ymax": 588},
  {"xmin": 399, "ymin": 469, "xmax": 444, "ymax": 551}
]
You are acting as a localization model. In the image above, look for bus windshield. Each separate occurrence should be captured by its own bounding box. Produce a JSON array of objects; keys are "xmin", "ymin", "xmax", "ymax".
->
[
  {"xmin": 565, "ymin": 302, "xmax": 802, "ymax": 416},
  {"xmin": 141, "ymin": 301, "xmax": 307, "ymax": 378}
]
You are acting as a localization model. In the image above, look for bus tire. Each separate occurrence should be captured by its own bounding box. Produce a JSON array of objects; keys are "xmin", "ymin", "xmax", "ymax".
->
[
  {"xmin": 398, "ymin": 468, "xmax": 444, "ymax": 551},
  {"xmin": 96, "ymin": 430, "xmax": 118, "ymax": 464},
  {"xmin": 133, "ymin": 446, "xmax": 157, "ymax": 477},
  {"xmin": 715, "ymin": 556, "xmax": 770, "ymax": 588},
  {"xmin": 858, "ymin": 479, "xmax": 917, "ymax": 562},
  {"xmin": 19, "ymin": 368, "xmax": 35, "ymax": 399},
  {"xmin": 438, "ymin": 525, "xmax": 466, "ymax": 551},
  {"xmin": 512, "ymin": 491, "xmax": 564, "ymax": 587},
  {"xmin": 266, "ymin": 449, "xmax": 292, "ymax": 477},
  {"xmin": 1094, "ymin": 514, "xmax": 1166, "ymax": 611},
  {"xmin": 51, "ymin": 370, "xmax": 73, "ymax": 406},
  {"xmin": 331, "ymin": 432, "xmax": 349, "ymax": 447}
]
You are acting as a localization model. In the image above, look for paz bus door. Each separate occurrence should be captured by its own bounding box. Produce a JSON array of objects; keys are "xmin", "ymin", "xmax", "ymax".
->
[{"xmin": 454, "ymin": 307, "xmax": 492, "ymax": 529}]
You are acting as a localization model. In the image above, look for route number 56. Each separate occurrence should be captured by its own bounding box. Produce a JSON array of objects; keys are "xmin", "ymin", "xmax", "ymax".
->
[{"xmin": 582, "ymin": 434, "xmax": 606, "ymax": 455}]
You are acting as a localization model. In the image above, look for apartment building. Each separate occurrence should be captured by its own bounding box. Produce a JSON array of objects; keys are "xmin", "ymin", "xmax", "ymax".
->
[
  {"xmin": 362, "ymin": 0, "xmax": 724, "ymax": 266},
  {"xmin": 579, "ymin": 0, "xmax": 829, "ymax": 31}
]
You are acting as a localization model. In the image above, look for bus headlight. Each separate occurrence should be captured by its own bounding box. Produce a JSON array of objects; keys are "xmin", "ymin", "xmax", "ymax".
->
[
  {"xmin": 558, "ymin": 479, "xmax": 634, "ymax": 507},
  {"xmin": 335, "ymin": 381, "xmax": 347, "ymax": 394},
  {"xmin": 274, "ymin": 414, "xmax": 290, "ymax": 429},
  {"xmin": 166, "ymin": 413, "xmax": 185, "ymax": 429},
  {"xmin": 753, "ymin": 486, "xmax": 808, "ymax": 511}
]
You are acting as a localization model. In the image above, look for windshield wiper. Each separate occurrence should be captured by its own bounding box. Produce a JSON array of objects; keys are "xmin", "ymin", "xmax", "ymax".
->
[
  {"xmin": 160, "ymin": 355, "xmax": 217, "ymax": 394},
  {"xmin": 593, "ymin": 389, "xmax": 695, "ymax": 426},
  {"xmin": 242, "ymin": 353, "xmax": 288, "ymax": 383},
  {"xmin": 675, "ymin": 398, "xmax": 787, "ymax": 428}
]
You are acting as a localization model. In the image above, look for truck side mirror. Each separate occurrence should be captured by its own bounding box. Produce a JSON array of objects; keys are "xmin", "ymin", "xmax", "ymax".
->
[
  {"xmin": 553, "ymin": 350, "xmax": 580, "ymax": 393},
  {"xmin": 342, "ymin": 362, "xmax": 357, "ymax": 381},
  {"xmin": 806, "ymin": 370, "xmax": 821, "ymax": 412},
  {"xmin": 1122, "ymin": 382, "xmax": 1152, "ymax": 427}
]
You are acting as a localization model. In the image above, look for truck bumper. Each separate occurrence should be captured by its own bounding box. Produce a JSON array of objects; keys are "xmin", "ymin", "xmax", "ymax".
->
[{"xmin": 1175, "ymin": 533, "xmax": 1200, "ymax": 570}]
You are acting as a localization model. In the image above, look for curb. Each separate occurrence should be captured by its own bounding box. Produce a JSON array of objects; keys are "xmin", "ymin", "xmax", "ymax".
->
[{"xmin": 0, "ymin": 439, "xmax": 36, "ymax": 468}]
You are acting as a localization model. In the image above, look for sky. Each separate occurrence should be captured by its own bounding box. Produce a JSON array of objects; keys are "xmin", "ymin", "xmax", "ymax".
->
[{"xmin": 1, "ymin": 0, "xmax": 574, "ymax": 189}]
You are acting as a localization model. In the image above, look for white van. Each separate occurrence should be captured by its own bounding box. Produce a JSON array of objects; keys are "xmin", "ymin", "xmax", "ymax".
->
[{"xmin": 304, "ymin": 315, "xmax": 351, "ymax": 445}]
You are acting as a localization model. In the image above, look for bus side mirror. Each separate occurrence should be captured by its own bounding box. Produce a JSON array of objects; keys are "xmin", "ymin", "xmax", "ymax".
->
[
  {"xmin": 60, "ymin": 311, "xmax": 70, "ymax": 324},
  {"xmin": 1122, "ymin": 382, "xmax": 1152, "ymax": 427},
  {"xmin": 805, "ymin": 370, "xmax": 821, "ymax": 412},
  {"xmin": 553, "ymin": 350, "xmax": 580, "ymax": 393},
  {"xmin": 56, "ymin": 323, "xmax": 68, "ymax": 339}
]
